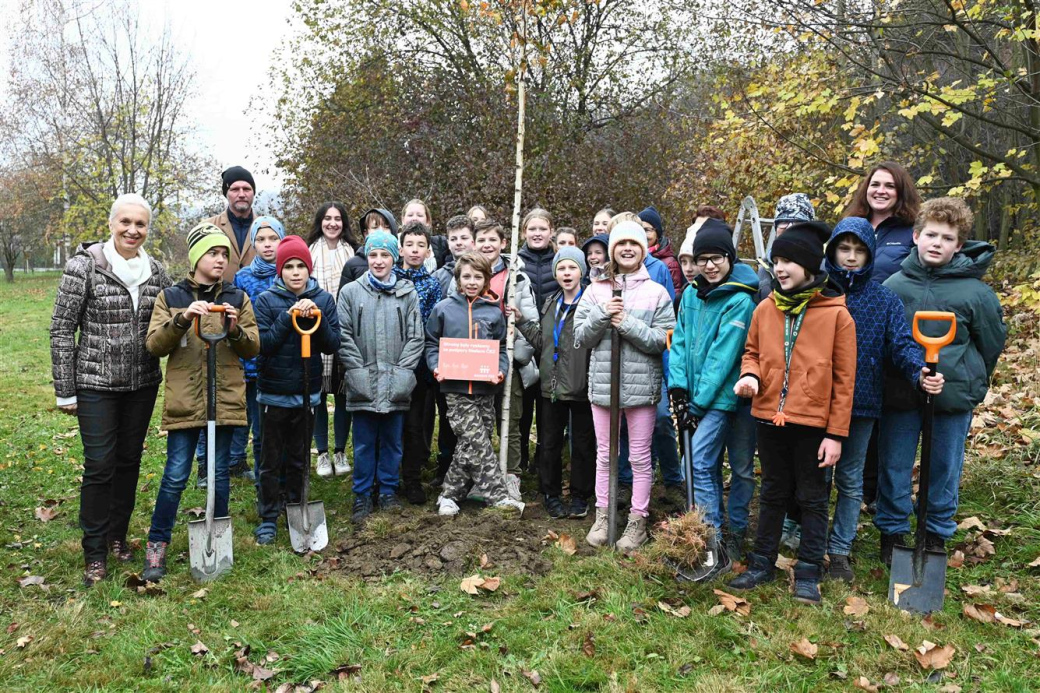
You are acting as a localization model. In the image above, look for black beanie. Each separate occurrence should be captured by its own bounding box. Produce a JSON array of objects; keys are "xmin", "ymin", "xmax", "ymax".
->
[
  {"xmin": 770, "ymin": 220, "xmax": 831, "ymax": 274},
  {"xmin": 221, "ymin": 166, "xmax": 255, "ymax": 196},
  {"xmin": 692, "ymin": 219, "xmax": 736, "ymax": 261}
]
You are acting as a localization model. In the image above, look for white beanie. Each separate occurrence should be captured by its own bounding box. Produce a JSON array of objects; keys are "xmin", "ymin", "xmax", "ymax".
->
[
  {"xmin": 678, "ymin": 235, "xmax": 695, "ymax": 260},
  {"xmin": 608, "ymin": 220, "xmax": 648, "ymax": 260}
]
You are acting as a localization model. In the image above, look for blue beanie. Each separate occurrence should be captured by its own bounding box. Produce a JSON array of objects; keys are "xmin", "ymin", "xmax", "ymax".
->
[
  {"xmin": 250, "ymin": 216, "xmax": 286, "ymax": 245},
  {"xmin": 553, "ymin": 246, "xmax": 587, "ymax": 277},
  {"xmin": 364, "ymin": 230, "xmax": 399, "ymax": 263}
]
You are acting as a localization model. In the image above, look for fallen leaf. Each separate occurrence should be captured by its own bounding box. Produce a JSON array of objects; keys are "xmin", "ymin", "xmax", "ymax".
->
[
  {"xmin": 522, "ymin": 669, "xmax": 541, "ymax": 687},
  {"xmin": 961, "ymin": 584, "xmax": 992, "ymax": 597},
  {"xmin": 963, "ymin": 603, "xmax": 997, "ymax": 624},
  {"xmin": 541, "ymin": 530, "xmax": 559, "ymax": 542},
  {"xmin": 947, "ymin": 550, "xmax": 965, "ymax": 568},
  {"xmin": 938, "ymin": 685, "xmax": 963, "ymax": 693},
  {"xmin": 109, "ymin": 600, "xmax": 122, "ymax": 607},
  {"xmin": 914, "ymin": 641, "xmax": 955, "ymax": 670},
  {"xmin": 230, "ymin": 620, "xmax": 240, "ymax": 628},
  {"xmin": 883, "ymin": 672, "xmax": 901, "ymax": 686},
  {"xmin": 582, "ymin": 631, "xmax": 595, "ymax": 657},
  {"xmin": 790, "ymin": 638, "xmax": 818, "ymax": 660},
  {"xmin": 707, "ymin": 604, "xmax": 726, "ymax": 617},
  {"xmin": 6, "ymin": 623, "xmax": 17, "ymax": 635},
  {"xmin": 843, "ymin": 596, "xmax": 870, "ymax": 617},
  {"xmin": 34, "ymin": 506, "xmax": 59, "ymax": 522},
  {"xmin": 480, "ymin": 576, "xmax": 501, "ymax": 592},
  {"xmin": 265, "ymin": 650, "xmax": 280, "ymax": 663},
  {"xmin": 251, "ymin": 664, "xmax": 277, "ymax": 682},
  {"xmin": 556, "ymin": 534, "xmax": 577, "ymax": 556},
  {"xmin": 190, "ymin": 640, "xmax": 209, "ymax": 656},
  {"xmin": 490, "ymin": 680, "xmax": 501, "ymax": 693},
  {"xmin": 191, "ymin": 588, "xmax": 208, "ymax": 600},
  {"xmin": 1028, "ymin": 556, "xmax": 1040, "ymax": 568},
  {"xmin": 921, "ymin": 614, "xmax": 944, "ymax": 631},
  {"xmin": 995, "ymin": 612, "xmax": 1024, "ymax": 628},
  {"xmin": 884, "ymin": 634, "xmax": 909, "ymax": 651},
  {"xmin": 17, "ymin": 575, "xmax": 46, "ymax": 588},
  {"xmin": 956, "ymin": 516, "xmax": 986, "ymax": 531},
  {"xmin": 16, "ymin": 635, "xmax": 33, "ymax": 648},
  {"xmin": 479, "ymin": 553, "xmax": 490, "ymax": 568},
  {"xmin": 713, "ymin": 589, "xmax": 751, "ymax": 616},
  {"xmin": 657, "ymin": 601, "xmax": 691, "ymax": 618},
  {"xmin": 631, "ymin": 605, "xmax": 648, "ymax": 623},
  {"xmin": 331, "ymin": 663, "xmax": 361, "ymax": 680},
  {"xmin": 852, "ymin": 676, "xmax": 879, "ymax": 692},
  {"xmin": 460, "ymin": 575, "xmax": 484, "ymax": 595}
]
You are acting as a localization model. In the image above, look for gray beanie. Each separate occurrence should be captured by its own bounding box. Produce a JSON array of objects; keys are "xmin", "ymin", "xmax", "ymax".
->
[
  {"xmin": 773, "ymin": 193, "xmax": 816, "ymax": 224},
  {"xmin": 553, "ymin": 246, "xmax": 587, "ymax": 277}
]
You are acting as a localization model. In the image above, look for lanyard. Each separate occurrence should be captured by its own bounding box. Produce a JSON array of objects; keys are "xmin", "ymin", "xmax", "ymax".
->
[
  {"xmin": 774, "ymin": 310, "xmax": 807, "ymax": 426},
  {"xmin": 552, "ymin": 289, "xmax": 582, "ymax": 363}
]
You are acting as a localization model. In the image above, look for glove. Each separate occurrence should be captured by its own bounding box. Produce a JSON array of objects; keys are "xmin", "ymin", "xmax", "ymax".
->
[{"xmin": 669, "ymin": 388, "xmax": 697, "ymax": 432}]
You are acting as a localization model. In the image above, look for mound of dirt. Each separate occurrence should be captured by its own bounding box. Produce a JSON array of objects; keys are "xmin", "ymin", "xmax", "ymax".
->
[{"xmin": 328, "ymin": 500, "xmax": 595, "ymax": 579}]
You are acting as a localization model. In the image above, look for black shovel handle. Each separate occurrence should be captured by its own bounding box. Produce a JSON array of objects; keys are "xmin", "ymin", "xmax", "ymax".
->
[
  {"xmin": 607, "ymin": 286, "xmax": 623, "ymax": 547},
  {"xmin": 194, "ymin": 306, "xmax": 231, "ymax": 423}
]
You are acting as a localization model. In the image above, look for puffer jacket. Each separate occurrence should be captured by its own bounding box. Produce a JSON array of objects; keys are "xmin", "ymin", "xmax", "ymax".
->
[
  {"xmin": 518, "ymin": 243, "xmax": 559, "ymax": 308},
  {"xmin": 870, "ymin": 215, "xmax": 915, "ymax": 284},
  {"xmin": 883, "ymin": 242, "xmax": 1006, "ymax": 413},
  {"xmin": 825, "ymin": 220, "xmax": 923, "ymax": 419},
  {"xmin": 669, "ymin": 263, "xmax": 758, "ymax": 416},
  {"xmin": 233, "ymin": 264, "xmax": 278, "ymax": 380},
  {"xmin": 50, "ymin": 242, "xmax": 172, "ymax": 398},
  {"xmin": 574, "ymin": 265, "xmax": 675, "ymax": 408},
  {"xmin": 425, "ymin": 291, "xmax": 509, "ymax": 397},
  {"xmin": 254, "ymin": 278, "xmax": 339, "ymax": 398},
  {"xmin": 337, "ymin": 272, "xmax": 424, "ymax": 413},
  {"xmin": 650, "ymin": 237, "xmax": 684, "ymax": 296},
  {"xmin": 517, "ymin": 289, "xmax": 591, "ymax": 402},
  {"xmin": 741, "ymin": 280, "xmax": 857, "ymax": 439},
  {"xmin": 145, "ymin": 277, "xmax": 260, "ymax": 430}
]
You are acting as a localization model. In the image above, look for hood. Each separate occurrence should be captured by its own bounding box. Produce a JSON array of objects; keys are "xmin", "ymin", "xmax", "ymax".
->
[
  {"xmin": 582, "ymin": 233, "xmax": 609, "ymax": 252},
  {"xmin": 447, "ymin": 289, "xmax": 499, "ymax": 308},
  {"xmin": 273, "ymin": 276, "xmax": 321, "ymax": 298},
  {"xmin": 693, "ymin": 261, "xmax": 759, "ymax": 299},
  {"xmin": 357, "ymin": 208, "xmax": 400, "ymax": 236},
  {"xmin": 901, "ymin": 240, "xmax": 995, "ymax": 281},
  {"xmin": 825, "ymin": 217, "xmax": 876, "ymax": 292}
]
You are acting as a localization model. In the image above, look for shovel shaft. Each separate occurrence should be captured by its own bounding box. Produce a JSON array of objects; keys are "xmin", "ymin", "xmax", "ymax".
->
[
  {"xmin": 607, "ymin": 286, "xmax": 622, "ymax": 547},
  {"xmin": 683, "ymin": 428, "xmax": 695, "ymax": 512},
  {"xmin": 300, "ymin": 344, "xmax": 312, "ymax": 532},
  {"xmin": 914, "ymin": 362, "xmax": 937, "ymax": 554}
]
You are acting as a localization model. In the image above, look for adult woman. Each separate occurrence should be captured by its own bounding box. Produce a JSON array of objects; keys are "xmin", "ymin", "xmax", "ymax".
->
[
  {"xmin": 50, "ymin": 193, "xmax": 172, "ymax": 587},
  {"xmin": 842, "ymin": 161, "xmax": 922, "ymax": 283},
  {"xmin": 307, "ymin": 201, "xmax": 357, "ymax": 478}
]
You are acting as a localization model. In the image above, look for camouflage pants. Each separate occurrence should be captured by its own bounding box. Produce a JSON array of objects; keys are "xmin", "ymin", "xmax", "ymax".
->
[{"xmin": 442, "ymin": 393, "xmax": 508, "ymax": 504}]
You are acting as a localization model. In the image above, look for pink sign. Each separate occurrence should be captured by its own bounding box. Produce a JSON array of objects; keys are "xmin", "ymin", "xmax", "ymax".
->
[{"xmin": 438, "ymin": 338, "xmax": 500, "ymax": 382}]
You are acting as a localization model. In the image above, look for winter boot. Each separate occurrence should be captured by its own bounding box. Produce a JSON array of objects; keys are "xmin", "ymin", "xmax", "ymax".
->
[
  {"xmin": 109, "ymin": 538, "xmax": 134, "ymax": 563},
  {"xmin": 586, "ymin": 507, "xmax": 611, "ymax": 548},
  {"xmin": 615, "ymin": 513, "xmax": 648, "ymax": 553},
  {"xmin": 351, "ymin": 495, "xmax": 374, "ymax": 523},
  {"xmin": 142, "ymin": 541, "xmax": 167, "ymax": 583},
  {"xmin": 793, "ymin": 561, "xmax": 823, "ymax": 605},
  {"xmin": 880, "ymin": 533, "xmax": 906, "ymax": 567},
  {"xmin": 681, "ymin": 528, "xmax": 731, "ymax": 582},
  {"xmin": 83, "ymin": 558, "xmax": 107, "ymax": 588},
  {"xmin": 827, "ymin": 554, "xmax": 854, "ymax": 583},
  {"xmin": 728, "ymin": 551, "xmax": 775, "ymax": 590}
]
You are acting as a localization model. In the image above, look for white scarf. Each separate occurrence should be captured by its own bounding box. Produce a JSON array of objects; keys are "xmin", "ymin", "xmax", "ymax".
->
[
  {"xmin": 103, "ymin": 239, "xmax": 152, "ymax": 311},
  {"xmin": 309, "ymin": 237, "xmax": 353, "ymax": 391}
]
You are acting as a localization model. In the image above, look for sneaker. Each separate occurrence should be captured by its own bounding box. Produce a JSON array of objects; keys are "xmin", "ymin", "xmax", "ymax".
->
[
  {"xmin": 615, "ymin": 513, "xmax": 648, "ymax": 553},
  {"xmin": 109, "ymin": 539, "xmax": 133, "ymax": 563},
  {"xmin": 793, "ymin": 561, "xmax": 822, "ymax": 605},
  {"xmin": 253, "ymin": 522, "xmax": 277, "ymax": 546},
  {"xmin": 545, "ymin": 496, "xmax": 567, "ymax": 519},
  {"xmin": 724, "ymin": 527, "xmax": 746, "ymax": 564},
  {"xmin": 378, "ymin": 493, "xmax": 403, "ymax": 512},
  {"xmin": 351, "ymin": 495, "xmax": 374, "ymax": 523},
  {"xmin": 780, "ymin": 519, "xmax": 801, "ymax": 553},
  {"xmin": 679, "ymin": 529, "xmax": 731, "ymax": 582},
  {"xmin": 567, "ymin": 496, "xmax": 589, "ymax": 519},
  {"xmin": 494, "ymin": 497, "xmax": 526, "ymax": 513},
  {"xmin": 504, "ymin": 473, "xmax": 522, "ymax": 501},
  {"xmin": 728, "ymin": 552, "xmax": 775, "ymax": 590},
  {"xmin": 865, "ymin": 500, "xmax": 878, "ymax": 516},
  {"xmin": 333, "ymin": 451, "xmax": 351, "ymax": 475},
  {"xmin": 879, "ymin": 533, "xmax": 906, "ymax": 567},
  {"xmin": 586, "ymin": 507, "xmax": 611, "ymax": 547},
  {"xmin": 437, "ymin": 496, "xmax": 460, "ymax": 516},
  {"xmin": 827, "ymin": 554, "xmax": 854, "ymax": 583},
  {"xmin": 403, "ymin": 481, "xmax": 427, "ymax": 505},
  {"xmin": 83, "ymin": 559, "xmax": 107, "ymax": 587},
  {"xmin": 924, "ymin": 531, "xmax": 946, "ymax": 552},
  {"xmin": 316, "ymin": 452, "xmax": 333, "ymax": 478},
  {"xmin": 142, "ymin": 541, "xmax": 167, "ymax": 583},
  {"xmin": 196, "ymin": 475, "xmax": 208, "ymax": 490}
]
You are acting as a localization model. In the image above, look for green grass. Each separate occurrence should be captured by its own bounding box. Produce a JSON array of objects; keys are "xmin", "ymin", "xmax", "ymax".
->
[{"xmin": 1, "ymin": 272, "xmax": 1039, "ymax": 691}]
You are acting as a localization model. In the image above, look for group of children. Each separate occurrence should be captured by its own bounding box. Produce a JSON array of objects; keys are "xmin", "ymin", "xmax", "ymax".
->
[{"xmin": 137, "ymin": 192, "xmax": 1005, "ymax": 609}]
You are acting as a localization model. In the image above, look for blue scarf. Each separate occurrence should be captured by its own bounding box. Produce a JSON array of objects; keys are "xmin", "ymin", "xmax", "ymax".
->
[
  {"xmin": 396, "ymin": 265, "xmax": 440, "ymax": 324},
  {"xmin": 248, "ymin": 253, "xmax": 277, "ymax": 279},
  {"xmin": 368, "ymin": 271, "xmax": 398, "ymax": 293}
]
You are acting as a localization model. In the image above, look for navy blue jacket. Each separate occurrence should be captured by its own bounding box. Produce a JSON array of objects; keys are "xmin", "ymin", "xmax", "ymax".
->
[
  {"xmin": 518, "ymin": 244, "xmax": 559, "ymax": 308},
  {"xmin": 870, "ymin": 216, "xmax": 915, "ymax": 284},
  {"xmin": 254, "ymin": 278, "xmax": 340, "ymax": 398},
  {"xmin": 826, "ymin": 219, "xmax": 923, "ymax": 419}
]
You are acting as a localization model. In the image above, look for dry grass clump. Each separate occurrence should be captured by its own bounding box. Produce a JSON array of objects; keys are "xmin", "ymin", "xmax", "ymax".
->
[{"xmin": 632, "ymin": 510, "xmax": 711, "ymax": 576}]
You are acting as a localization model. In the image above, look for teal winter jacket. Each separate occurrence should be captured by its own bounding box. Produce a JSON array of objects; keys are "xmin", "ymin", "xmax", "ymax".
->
[{"xmin": 668, "ymin": 262, "xmax": 759, "ymax": 416}]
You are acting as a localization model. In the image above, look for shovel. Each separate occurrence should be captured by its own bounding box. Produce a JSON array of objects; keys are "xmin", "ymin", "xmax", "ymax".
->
[
  {"xmin": 888, "ymin": 310, "xmax": 957, "ymax": 614},
  {"xmin": 285, "ymin": 308, "xmax": 329, "ymax": 553},
  {"xmin": 188, "ymin": 305, "xmax": 235, "ymax": 582},
  {"xmin": 607, "ymin": 287, "xmax": 623, "ymax": 548}
]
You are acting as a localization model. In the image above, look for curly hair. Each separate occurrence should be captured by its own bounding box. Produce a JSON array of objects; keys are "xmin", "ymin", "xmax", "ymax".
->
[{"xmin": 914, "ymin": 197, "xmax": 974, "ymax": 244}]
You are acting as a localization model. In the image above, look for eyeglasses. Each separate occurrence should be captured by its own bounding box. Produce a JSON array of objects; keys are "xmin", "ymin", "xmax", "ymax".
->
[{"xmin": 695, "ymin": 255, "xmax": 726, "ymax": 267}]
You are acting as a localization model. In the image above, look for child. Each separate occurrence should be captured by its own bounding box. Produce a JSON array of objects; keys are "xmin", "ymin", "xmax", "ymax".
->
[
  {"xmin": 402, "ymin": 198, "xmax": 447, "ymax": 270},
  {"xmin": 675, "ymin": 234, "xmax": 696, "ymax": 310},
  {"xmin": 515, "ymin": 247, "xmax": 596, "ymax": 519},
  {"xmin": 555, "ymin": 227, "xmax": 579, "ymax": 247},
  {"xmin": 395, "ymin": 221, "xmax": 443, "ymax": 504},
  {"xmin": 339, "ymin": 208, "xmax": 398, "ymax": 288},
  {"xmin": 252, "ymin": 235, "xmax": 340, "ymax": 544},
  {"xmin": 425, "ymin": 252, "xmax": 523, "ymax": 515},
  {"xmin": 818, "ymin": 217, "xmax": 944, "ymax": 580},
  {"xmin": 728, "ymin": 221, "xmax": 856, "ymax": 604},
  {"xmin": 875, "ymin": 198, "xmax": 1005, "ymax": 563},
  {"xmin": 232, "ymin": 216, "xmax": 286, "ymax": 483},
  {"xmin": 592, "ymin": 208, "xmax": 614, "ymax": 236},
  {"xmin": 338, "ymin": 231, "xmax": 424, "ymax": 523},
  {"xmin": 582, "ymin": 233, "xmax": 609, "ymax": 283},
  {"xmin": 142, "ymin": 223, "xmax": 259, "ymax": 581},
  {"xmin": 668, "ymin": 221, "xmax": 758, "ymax": 580},
  {"xmin": 574, "ymin": 221, "xmax": 675, "ymax": 552},
  {"xmin": 434, "ymin": 214, "xmax": 475, "ymax": 299}
]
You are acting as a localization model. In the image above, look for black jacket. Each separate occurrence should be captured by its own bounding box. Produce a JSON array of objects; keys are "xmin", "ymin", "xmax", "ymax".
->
[{"xmin": 518, "ymin": 244, "xmax": 559, "ymax": 308}]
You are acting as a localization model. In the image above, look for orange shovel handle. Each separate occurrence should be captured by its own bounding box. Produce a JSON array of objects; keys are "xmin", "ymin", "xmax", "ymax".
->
[
  {"xmin": 291, "ymin": 308, "xmax": 323, "ymax": 359},
  {"xmin": 912, "ymin": 311, "xmax": 957, "ymax": 364},
  {"xmin": 193, "ymin": 304, "xmax": 228, "ymax": 341}
]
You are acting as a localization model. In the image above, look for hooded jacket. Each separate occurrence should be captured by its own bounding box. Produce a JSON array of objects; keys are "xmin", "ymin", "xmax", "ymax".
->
[
  {"xmin": 517, "ymin": 289, "xmax": 592, "ymax": 402},
  {"xmin": 669, "ymin": 263, "xmax": 759, "ymax": 416},
  {"xmin": 741, "ymin": 278, "xmax": 857, "ymax": 439},
  {"xmin": 574, "ymin": 264, "xmax": 675, "ymax": 408},
  {"xmin": 233, "ymin": 263, "xmax": 278, "ymax": 380},
  {"xmin": 825, "ymin": 221, "xmax": 924, "ymax": 419},
  {"xmin": 51, "ymin": 242, "xmax": 172, "ymax": 399},
  {"xmin": 882, "ymin": 242, "xmax": 1006, "ymax": 413},
  {"xmin": 870, "ymin": 215, "xmax": 915, "ymax": 284},
  {"xmin": 518, "ymin": 243, "xmax": 560, "ymax": 308},
  {"xmin": 337, "ymin": 271, "xmax": 424, "ymax": 413},
  {"xmin": 425, "ymin": 291, "xmax": 510, "ymax": 397},
  {"xmin": 145, "ymin": 277, "xmax": 260, "ymax": 429},
  {"xmin": 650, "ymin": 236, "xmax": 684, "ymax": 296},
  {"xmin": 338, "ymin": 208, "xmax": 400, "ymax": 289},
  {"xmin": 254, "ymin": 278, "xmax": 339, "ymax": 403}
]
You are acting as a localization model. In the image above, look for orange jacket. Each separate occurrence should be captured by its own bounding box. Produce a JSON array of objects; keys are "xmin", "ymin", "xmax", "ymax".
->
[{"xmin": 741, "ymin": 289, "xmax": 857, "ymax": 439}]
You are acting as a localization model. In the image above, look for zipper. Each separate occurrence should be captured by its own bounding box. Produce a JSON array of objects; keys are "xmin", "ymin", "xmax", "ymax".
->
[{"xmin": 397, "ymin": 307, "xmax": 404, "ymax": 341}]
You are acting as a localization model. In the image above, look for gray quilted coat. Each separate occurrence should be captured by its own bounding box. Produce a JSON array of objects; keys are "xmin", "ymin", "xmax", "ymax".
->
[
  {"xmin": 573, "ymin": 265, "xmax": 675, "ymax": 408},
  {"xmin": 50, "ymin": 242, "xmax": 172, "ymax": 398}
]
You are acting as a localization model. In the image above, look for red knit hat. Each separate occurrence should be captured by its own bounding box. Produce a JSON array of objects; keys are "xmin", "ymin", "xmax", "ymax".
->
[{"xmin": 275, "ymin": 235, "xmax": 313, "ymax": 276}]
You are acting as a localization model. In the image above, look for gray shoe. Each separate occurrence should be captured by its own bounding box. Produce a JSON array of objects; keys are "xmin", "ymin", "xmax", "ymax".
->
[
  {"xmin": 586, "ymin": 507, "xmax": 610, "ymax": 547},
  {"xmin": 333, "ymin": 451, "xmax": 351, "ymax": 475},
  {"xmin": 615, "ymin": 513, "xmax": 648, "ymax": 553}
]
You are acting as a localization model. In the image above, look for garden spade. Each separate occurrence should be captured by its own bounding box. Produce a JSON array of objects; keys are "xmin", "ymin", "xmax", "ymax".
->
[
  {"xmin": 889, "ymin": 311, "xmax": 957, "ymax": 614},
  {"xmin": 607, "ymin": 287, "xmax": 622, "ymax": 548},
  {"xmin": 189, "ymin": 305, "xmax": 234, "ymax": 582},
  {"xmin": 286, "ymin": 308, "xmax": 328, "ymax": 553}
]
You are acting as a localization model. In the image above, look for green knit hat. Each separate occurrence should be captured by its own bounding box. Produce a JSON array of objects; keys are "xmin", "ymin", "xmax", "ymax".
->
[{"xmin": 187, "ymin": 223, "xmax": 231, "ymax": 271}]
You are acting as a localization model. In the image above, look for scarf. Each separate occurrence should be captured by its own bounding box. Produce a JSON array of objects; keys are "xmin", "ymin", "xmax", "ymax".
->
[
  {"xmin": 309, "ymin": 237, "xmax": 353, "ymax": 300},
  {"xmin": 247, "ymin": 253, "xmax": 277, "ymax": 279},
  {"xmin": 368, "ymin": 271, "xmax": 398, "ymax": 292},
  {"xmin": 771, "ymin": 272, "xmax": 827, "ymax": 315},
  {"xmin": 395, "ymin": 265, "xmax": 440, "ymax": 324},
  {"xmin": 694, "ymin": 268, "xmax": 732, "ymax": 301},
  {"xmin": 103, "ymin": 239, "xmax": 152, "ymax": 311}
]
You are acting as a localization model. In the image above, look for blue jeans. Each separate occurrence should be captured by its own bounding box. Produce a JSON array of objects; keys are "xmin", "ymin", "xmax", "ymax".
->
[
  {"xmin": 826, "ymin": 416, "xmax": 875, "ymax": 556},
  {"xmin": 719, "ymin": 403, "xmax": 757, "ymax": 533},
  {"xmin": 149, "ymin": 427, "xmax": 232, "ymax": 544},
  {"xmin": 351, "ymin": 411, "xmax": 405, "ymax": 496},
  {"xmin": 875, "ymin": 407, "xmax": 973, "ymax": 540},
  {"xmin": 619, "ymin": 383, "xmax": 682, "ymax": 487},
  {"xmin": 313, "ymin": 391, "xmax": 350, "ymax": 453},
  {"xmin": 688, "ymin": 410, "xmax": 730, "ymax": 529}
]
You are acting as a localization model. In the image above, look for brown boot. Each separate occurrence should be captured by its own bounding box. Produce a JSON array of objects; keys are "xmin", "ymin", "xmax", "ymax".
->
[{"xmin": 83, "ymin": 559, "xmax": 107, "ymax": 587}]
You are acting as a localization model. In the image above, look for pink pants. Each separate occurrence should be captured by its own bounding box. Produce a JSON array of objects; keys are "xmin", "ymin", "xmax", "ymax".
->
[{"xmin": 591, "ymin": 404, "xmax": 655, "ymax": 517}]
